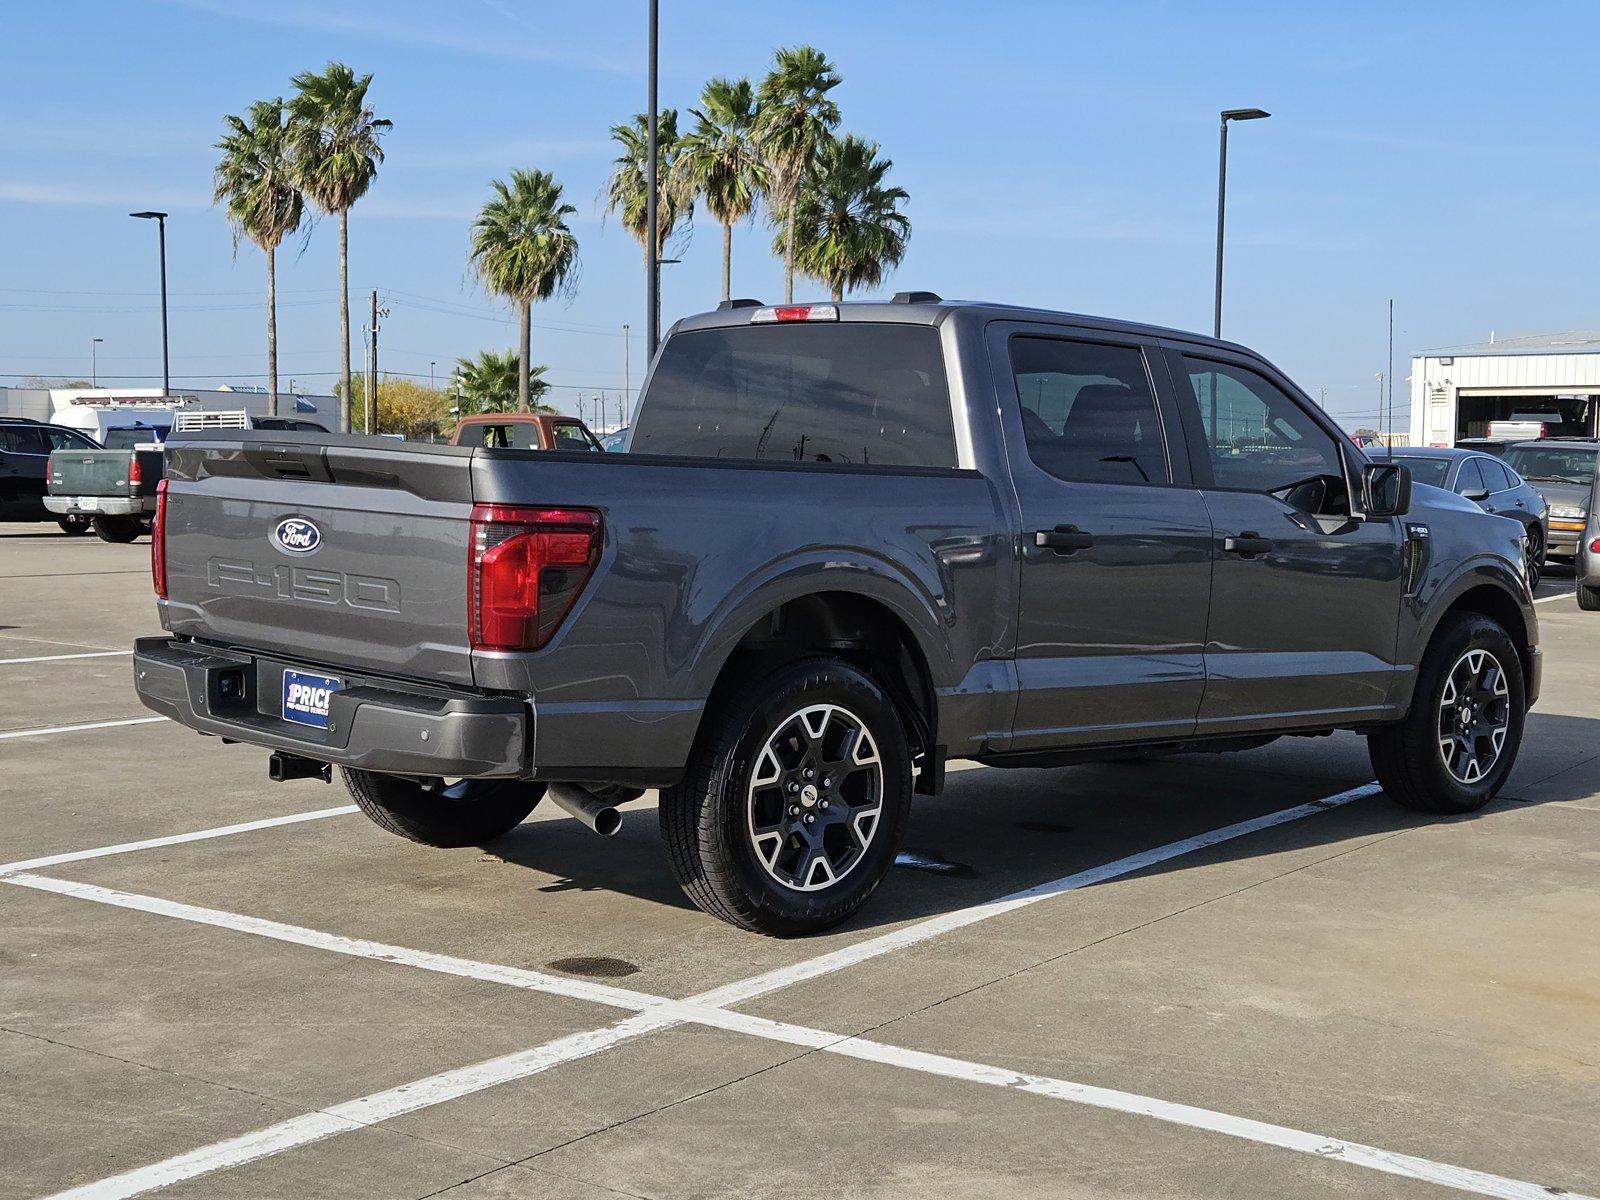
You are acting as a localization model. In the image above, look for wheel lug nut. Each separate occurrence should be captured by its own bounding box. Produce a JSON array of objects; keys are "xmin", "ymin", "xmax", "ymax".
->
[
  {"xmin": 788, "ymin": 804, "xmax": 799, "ymax": 816},
  {"xmin": 803, "ymin": 813, "xmax": 815, "ymax": 825},
  {"xmin": 820, "ymin": 799, "xmax": 830, "ymax": 809},
  {"xmin": 787, "ymin": 781, "xmax": 799, "ymax": 794},
  {"xmin": 821, "ymin": 777, "xmax": 832, "ymax": 788},
  {"xmin": 803, "ymin": 767, "xmax": 815, "ymax": 780}
]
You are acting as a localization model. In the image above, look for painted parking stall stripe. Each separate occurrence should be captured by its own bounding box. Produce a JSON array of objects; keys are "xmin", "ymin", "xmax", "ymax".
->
[
  {"xmin": 14, "ymin": 782, "xmax": 1590, "ymax": 1200},
  {"xmin": 0, "ymin": 716, "xmax": 163, "ymax": 741},
  {"xmin": 0, "ymin": 650, "xmax": 133, "ymax": 665}
]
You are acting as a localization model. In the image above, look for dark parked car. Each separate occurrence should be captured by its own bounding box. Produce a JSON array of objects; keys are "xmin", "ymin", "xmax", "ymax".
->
[
  {"xmin": 1501, "ymin": 439, "xmax": 1599, "ymax": 563},
  {"xmin": 1389, "ymin": 447, "xmax": 1549, "ymax": 586},
  {"xmin": 0, "ymin": 417, "xmax": 100, "ymax": 533},
  {"xmin": 134, "ymin": 296, "xmax": 1540, "ymax": 934},
  {"xmin": 1453, "ymin": 437, "xmax": 1516, "ymax": 458}
]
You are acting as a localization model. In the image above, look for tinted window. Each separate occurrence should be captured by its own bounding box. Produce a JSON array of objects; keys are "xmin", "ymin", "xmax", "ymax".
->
[
  {"xmin": 1478, "ymin": 458, "xmax": 1514, "ymax": 492},
  {"xmin": 1503, "ymin": 445, "xmax": 1596, "ymax": 486},
  {"xmin": 103, "ymin": 427, "xmax": 166, "ymax": 450},
  {"xmin": 1008, "ymin": 337, "xmax": 1167, "ymax": 485},
  {"xmin": 1454, "ymin": 457, "xmax": 1486, "ymax": 496},
  {"xmin": 632, "ymin": 324, "xmax": 955, "ymax": 467},
  {"xmin": 44, "ymin": 427, "xmax": 97, "ymax": 450},
  {"xmin": 1391, "ymin": 455, "xmax": 1450, "ymax": 487},
  {"xmin": 462, "ymin": 421, "xmax": 542, "ymax": 450},
  {"xmin": 553, "ymin": 423, "xmax": 600, "ymax": 452},
  {"xmin": 1179, "ymin": 356, "xmax": 1345, "ymax": 499},
  {"xmin": 0, "ymin": 427, "xmax": 47, "ymax": 454}
]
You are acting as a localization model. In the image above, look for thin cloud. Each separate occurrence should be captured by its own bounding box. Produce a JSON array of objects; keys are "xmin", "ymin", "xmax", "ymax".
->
[
  {"xmin": 0, "ymin": 180, "xmax": 207, "ymax": 211},
  {"xmin": 157, "ymin": 0, "xmax": 635, "ymax": 75}
]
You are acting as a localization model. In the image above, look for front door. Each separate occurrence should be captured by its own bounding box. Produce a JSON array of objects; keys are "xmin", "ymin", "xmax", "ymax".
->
[
  {"xmin": 1163, "ymin": 346, "xmax": 1405, "ymax": 734},
  {"xmin": 994, "ymin": 326, "xmax": 1213, "ymax": 750}
]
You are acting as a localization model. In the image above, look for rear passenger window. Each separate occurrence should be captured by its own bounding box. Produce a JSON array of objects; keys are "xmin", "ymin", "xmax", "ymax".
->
[
  {"xmin": 631, "ymin": 324, "xmax": 955, "ymax": 467},
  {"xmin": 1007, "ymin": 338, "xmax": 1168, "ymax": 485},
  {"xmin": 464, "ymin": 422, "xmax": 542, "ymax": 450}
]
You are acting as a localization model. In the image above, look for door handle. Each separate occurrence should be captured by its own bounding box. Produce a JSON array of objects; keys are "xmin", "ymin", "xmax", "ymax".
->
[
  {"xmin": 1222, "ymin": 532, "xmax": 1272, "ymax": 557},
  {"xmin": 1034, "ymin": 525, "xmax": 1094, "ymax": 553}
]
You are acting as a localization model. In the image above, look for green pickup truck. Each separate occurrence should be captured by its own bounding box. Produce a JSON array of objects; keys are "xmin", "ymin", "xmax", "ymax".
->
[{"xmin": 45, "ymin": 427, "xmax": 166, "ymax": 542}]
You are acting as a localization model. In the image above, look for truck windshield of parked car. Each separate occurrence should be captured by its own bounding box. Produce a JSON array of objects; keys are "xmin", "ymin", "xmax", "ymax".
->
[
  {"xmin": 1389, "ymin": 455, "xmax": 1451, "ymax": 487},
  {"xmin": 103, "ymin": 426, "xmax": 170, "ymax": 449},
  {"xmin": 632, "ymin": 323, "xmax": 956, "ymax": 467},
  {"xmin": 1503, "ymin": 445, "xmax": 1598, "ymax": 486}
]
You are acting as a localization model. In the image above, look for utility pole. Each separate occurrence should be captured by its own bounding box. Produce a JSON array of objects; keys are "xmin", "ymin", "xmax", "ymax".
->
[
  {"xmin": 91, "ymin": 338, "xmax": 103, "ymax": 387},
  {"xmin": 129, "ymin": 212, "xmax": 170, "ymax": 397},
  {"xmin": 645, "ymin": 0, "xmax": 660, "ymax": 358},
  {"xmin": 366, "ymin": 289, "xmax": 379, "ymax": 435},
  {"xmin": 1387, "ymin": 298, "xmax": 1395, "ymax": 458},
  {"xmin": 622, "ymin": 324, "xmax": 631, "ymax": 425}
]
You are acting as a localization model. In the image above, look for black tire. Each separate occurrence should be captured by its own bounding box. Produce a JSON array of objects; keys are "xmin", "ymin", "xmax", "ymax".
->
[
  {"xmin": 341, "ymin": 769, "xmax": 544, "ymax": 847},
  {"xmin": 92, "ymin": 515, "xmax": 141, "ymax": 543},
  {"xmin": 1524, "ymin": 524, "xmax": 1544, "ymax": 590},
  {"xmin": 660, "ymin": 656, "xmax": 912, "ymax": 936},
  {"xmin": 1368, "ymin": 613, "xmax": 1525, "ymax": 814},
  {"xmin": 1579, "ymin": 585, "xmax": 1600, "ymax": 612},
  {"xmin": 56, "ymin": 514, "xmax": 91, "ymax": 536}
]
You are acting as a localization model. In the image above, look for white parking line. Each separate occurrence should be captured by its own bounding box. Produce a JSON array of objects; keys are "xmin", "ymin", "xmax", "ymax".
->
[
  {"xmin": 15, "ymin": 782, "xmax": 1589, "ymax": 1200},
  {"xmin": 16, "ymin": 782, "xmax": 1458, "ymax": 1200},
  {"xmin": 0, "ymin": 716, "xmax": 164, "ymax": 741},
  {"xmin": 1534, "ymin": 589, "xmax": 1576, "ymax": 604},
  {"xmin": 0, "ymin": 807, "xmax": 357, "ymax": 878},
  {"xmin": 0, "ymin": 650, "xmax": 133, "ymax": 665}
]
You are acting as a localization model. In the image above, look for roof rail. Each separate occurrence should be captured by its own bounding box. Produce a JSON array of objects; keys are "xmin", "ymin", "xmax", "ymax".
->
[
  {"xmin": 717, "ymin": 298, "xmax": 763, "ymax": 311},
  {"xmin": 890, "ymin": 290, "xmax": 942, "ymax": 304}
]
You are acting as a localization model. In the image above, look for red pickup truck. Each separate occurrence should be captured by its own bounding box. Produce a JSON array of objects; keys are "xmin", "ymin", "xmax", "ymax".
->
[{"xmin": 449, "ymin": 413, "xmax": 604, "ymax": 452}]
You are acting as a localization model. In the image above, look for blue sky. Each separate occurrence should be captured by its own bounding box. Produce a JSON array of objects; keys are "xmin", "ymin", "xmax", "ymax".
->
[{"xmin": 3, "ymin": 0, "xmax": 1596, "ymax": 429}]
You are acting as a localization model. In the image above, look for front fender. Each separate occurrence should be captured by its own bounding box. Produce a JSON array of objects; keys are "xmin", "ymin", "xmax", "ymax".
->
[{"xmin": 1394, "ymin": 551, "xmax": 1537, "ymax": 715}]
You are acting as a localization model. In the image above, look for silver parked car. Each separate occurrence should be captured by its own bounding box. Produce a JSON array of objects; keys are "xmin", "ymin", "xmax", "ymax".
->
[
  {"xmin": 1502, "ymin": 439, "xmax": 1598, "ymax": 568},
  {"xmin": 1390, "ymin": 447, "xmax": 1550, "ymax": 587}
]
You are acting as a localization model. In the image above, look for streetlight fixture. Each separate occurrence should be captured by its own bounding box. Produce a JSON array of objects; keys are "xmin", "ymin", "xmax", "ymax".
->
[
  {"xmin": 91, "ymin": 338, "xmax": 104, "ymax": 387},
  {"xmin": 1213, "ymin": 108, "xmax": 1270, "ymax": 339},
  {"xmin": 129, "ymin": 211, "xmax": 171, "ymax": 397}
]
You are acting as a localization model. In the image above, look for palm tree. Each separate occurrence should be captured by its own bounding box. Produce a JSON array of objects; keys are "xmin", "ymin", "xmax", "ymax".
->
[
  {"xmin": 674, "ymin": 78, "xmax": 765, "ymax": 302},
  {"xmin": 455, "ymin": 348, "xmax": 552, "ymax": 414},
  {"xmin": 287, "ymin": 62, "xmax": 391, "ymax": 433},
  {"xmin": 789, "ymin": 135, "xmax": 910, "ymax": 303},
  {"xmin": 468, "ymin": 170, "xmax": 579, "ymax": 412},
  {"xmin": 602, "ymin": 109, "xmax": 691, "ymax": 266},
  {"xmin": 755, "ymin": 46, "xmax": 841, "ymax": 302},
  {"xmin": 213, "ymin": 98, "xmax": 304, "ymax": 417}
]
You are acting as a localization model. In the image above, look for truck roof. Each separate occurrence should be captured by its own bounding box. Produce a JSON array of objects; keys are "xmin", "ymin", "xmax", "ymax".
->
[{"xmin": 670, "ymin": 295, "xmax": 1254, "ymax": 356}]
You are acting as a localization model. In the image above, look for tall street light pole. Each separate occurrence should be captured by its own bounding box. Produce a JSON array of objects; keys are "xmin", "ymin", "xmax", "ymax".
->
[
  {"xmin": 130, "ymin": 211, "xmax": 171, "ymax": 397},
  {"xmin": 645, "ymin": 0, "xmax": 660, "ymax": 359},
  {"xmin": 1213, "ymin": 108, "xmax": 1269, "ymax": 340},
  {"xmin": 91, "ymin": 338, "xmax": 103, "ymax": 387}
]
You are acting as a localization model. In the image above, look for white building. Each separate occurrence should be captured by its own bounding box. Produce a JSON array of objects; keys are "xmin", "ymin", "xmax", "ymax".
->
[
  {"xmin": 1410, "ymin": 331, "xmax": 1600, "ymax": 446},
  {"xmin": 0, "ymin": 384, "xmax": 339, "ymax": 432}
]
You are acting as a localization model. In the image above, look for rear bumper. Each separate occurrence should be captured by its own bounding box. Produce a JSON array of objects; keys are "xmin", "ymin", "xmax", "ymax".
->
[
  {"xmin": 44, "ymin": 495, "xmax": 152, "ymax": 517},
  {"xmin": 132, "ymin": 636, "xmax": 527, "ymax": 777}
]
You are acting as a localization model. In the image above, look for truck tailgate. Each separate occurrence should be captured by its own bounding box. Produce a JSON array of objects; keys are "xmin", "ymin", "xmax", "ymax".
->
[
  {"xmin": 49, "ymin": 448, "xmax": 160, "ymax": 497},
  {"xmin": 160, "ymin": 435, "xmax": 480, "ymax": 686}
]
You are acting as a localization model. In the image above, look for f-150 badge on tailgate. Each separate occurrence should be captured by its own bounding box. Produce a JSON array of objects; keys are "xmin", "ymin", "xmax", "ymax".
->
[{"xmin": 272, "ymin": 517, "xmax": 322, "ymax": 555}]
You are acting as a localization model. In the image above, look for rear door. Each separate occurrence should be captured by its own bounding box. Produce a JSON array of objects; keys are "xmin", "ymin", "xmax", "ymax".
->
[
  {"xmin": 992, "ymin": 323, "xmax": 1212, "ymax": 749},
  {"xmin": 1162, "ymin": 344, "xmax": 1405, "ymax": 733},
  {"xmin": 0, "ymin": 426, "xmax": 49, "ymax": 514}
]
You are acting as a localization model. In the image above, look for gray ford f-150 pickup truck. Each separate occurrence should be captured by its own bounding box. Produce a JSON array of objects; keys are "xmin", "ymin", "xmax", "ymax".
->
[{"xmin": 133, "ymin": 296, "xmax": 1540, "ymax": 934}]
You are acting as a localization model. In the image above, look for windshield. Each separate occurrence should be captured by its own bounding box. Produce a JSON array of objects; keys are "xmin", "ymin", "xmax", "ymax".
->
[
  {"xmin": 1390, "ymin": 455, "xmax": 1451, "ymax": 487},
  {"xmin": 1502, "ymin": 445, "xmax": 1598, "ymax": 486},
  {"xmin": 632, "ymin": 323, "xmax": 956, "ymax": 467}
]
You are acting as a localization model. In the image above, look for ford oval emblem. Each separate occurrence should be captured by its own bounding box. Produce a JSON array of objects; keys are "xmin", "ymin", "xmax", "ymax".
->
[{"xmin": 272, "ymin": 517, "xmax": 322, "ymax": 555}]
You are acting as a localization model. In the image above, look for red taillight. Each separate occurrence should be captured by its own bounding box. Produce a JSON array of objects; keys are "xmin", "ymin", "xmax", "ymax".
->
[
  {"xmin": 1590, "ymin": 538, "xmax": 1600, "ymax": 554},
  {"xmin": 468, "ymin": 505, "xmax": 601, "ymax": 651},
  {"xmin": 151, "ymin": 479, "xmax": 169, "ymax": 599},
  {"xmin": 127, "ymin": 455, "xmax": 142, "ymax": 488}
]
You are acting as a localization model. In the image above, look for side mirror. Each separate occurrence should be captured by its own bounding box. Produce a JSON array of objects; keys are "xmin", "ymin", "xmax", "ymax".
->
[
  {"xmin": 1364, "ymin": 461, "xmax": 1411, "ymax": 518},
  {"xmin": 1462, "ymin": 486, "xmax": 1490, "ymax": 502}
]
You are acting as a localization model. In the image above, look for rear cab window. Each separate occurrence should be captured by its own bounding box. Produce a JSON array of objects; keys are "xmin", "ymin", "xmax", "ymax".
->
[
  {"xmin": 461, "ymin": 421, "xmax": 544, "ymax": 450},
  {"xmin": 631, "ymin": 323, "xmax": 956, "ymax": 468}
]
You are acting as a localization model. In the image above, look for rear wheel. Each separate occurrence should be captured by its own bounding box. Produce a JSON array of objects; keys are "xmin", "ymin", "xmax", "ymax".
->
[
  {"xmin": 341, "ymin": 769, "xmax": 544, "ymax": 847},
  {"xmin": 92, "ymin": 515, "xmax": 141, "ymax": 543},
  {"xmin": 55, "ymin": 514, "xmax": 91, "ymax": 535},
  {"xmin": 1368, "ymin": 613, "xmax": 1525, "ymax": 814},
  {"xmin": 660, "ymin": 657, "xmax": 912, "ymax": 936},
  {"xmin": 1579, "ymin": 585, "xmax": 1600, "ymax": 611}
]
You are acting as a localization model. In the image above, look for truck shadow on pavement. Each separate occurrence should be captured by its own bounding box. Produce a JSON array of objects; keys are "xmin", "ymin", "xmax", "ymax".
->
[{"xmin": 479, "ymin": 712, "xmax": 1599, "ymax": 933}]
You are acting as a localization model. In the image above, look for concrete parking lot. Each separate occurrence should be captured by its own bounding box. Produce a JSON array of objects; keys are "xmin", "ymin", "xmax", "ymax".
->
[{"xmin": 2, "ymin": 519, "xmax": 1597, "ymax": 1200}]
